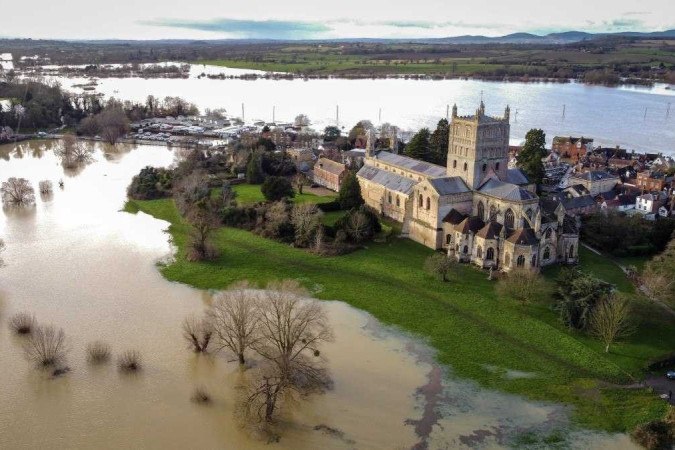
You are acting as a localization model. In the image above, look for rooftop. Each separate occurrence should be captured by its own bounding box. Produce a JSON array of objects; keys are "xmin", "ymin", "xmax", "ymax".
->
[
  {"xmin": 571, "ymin": 170, "xmax": 619, "ymax": 182},
  {"xmin": 428, "ymin": 177, "xmax": 470, "ymax": 196},
  {"xmin": 478, "ymin": 178, "xmax": 538, "ymax": 202},
  {"xmin": 372, "ymin": 151, "xmax": 446, "ymax": 178},
  {"xmin": 315, "ymin": 157, "xmax": 346, "ymax": 176},
  {"xmin": 356, "ymin": 165, "xmax": 416, "ymax": 195}
]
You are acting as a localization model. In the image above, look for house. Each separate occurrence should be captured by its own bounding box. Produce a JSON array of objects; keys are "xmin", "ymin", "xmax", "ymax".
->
[
  {"xmin": 313, "ymin": 157, "xmax": 347, "ymax": 192},
  {"xmin": 569, "ymin": 170, "xmax": 620, "ymax": 196},
  {"xmin": 286, "ymin": 148, "xmax": 315, "ymax": 170},
  {"xmin": 552, "ymin": 136, "xmax": 594, "ymax": 161},
  {"xmin": 601, "ymin": 193, "xmax": 637, "ymax": 212},
  {"xmin": 357, "ymin": 102, "xmax": 579, "ymax": 272},
  {"xmin": 659, "ymin": 204, "xmax": 672, "ymax": 218},
  {"xmin": 635, "ymin": 192, "xmax": 668, "ymax": 215},
  {"xmin": 652, "ymin": 156, "xmax": 675, "ymax": 170},
  {"xmin": 636, "ymin": 171, "xmax": 672, "ymax": 192}
]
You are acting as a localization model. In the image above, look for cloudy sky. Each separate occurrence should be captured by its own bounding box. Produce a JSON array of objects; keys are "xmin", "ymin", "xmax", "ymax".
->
[{"xmin": 2, "ymin": 0, "xmax": 674, "ymax": 40}]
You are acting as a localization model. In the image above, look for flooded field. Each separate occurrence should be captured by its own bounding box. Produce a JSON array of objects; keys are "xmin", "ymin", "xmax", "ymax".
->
[{"xmin": 0, "ymin": 141, "xmax": 637, "ymax": 448}]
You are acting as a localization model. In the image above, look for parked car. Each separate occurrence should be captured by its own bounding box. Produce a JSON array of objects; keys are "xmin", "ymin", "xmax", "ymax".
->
[{"xmin": 667, "ymin": 370, "xmax": 675, "ymax": 380}]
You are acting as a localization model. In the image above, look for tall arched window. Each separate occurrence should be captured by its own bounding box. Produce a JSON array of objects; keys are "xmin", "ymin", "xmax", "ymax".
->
[
  {"xmin": 517, "ymin": 255, "xmax": 525, "ymax": 267},
  {"xmin": 495, "ymin": 162, "xmax": 500, "ymax": 171},
  {"xmin": 543, "ymin": 247, "xmax": 551, "ymax": 260},
  {"xmin": 489, "ymin": 205, "xmax": 497, "ymax": 220},
  {"xmin": 463, "ymin": 162, "xmax": 468, "ymax": 171},
  {"xmin": 531, "ymin": 255, "xmax": 537, "ymax": 267},
  {"xmin": 568, "ymin": 245, "xmax": 575, "ymax": 258},
  {"xmin": 453, "ymin": 160, "xmax": 457, "ymax": 169},
  {"xmin": 396, "ymin": 196, "xmax": 400, "ymax": 207},
  {"xmin": 545, "ymin": 228, "xmax": 552, "ymax": 239},
  {"xmin": 477, "ymin": 201, "xmax": 485, "ymax": 220},
  {"xmin": 388, "ymin": 193, "xmax": 392, "ymax": 204},
  {"xmin": 463, "ymin": 245, "xmax": 469, "ymax": 254},
  {"xmin": 446, "ymin": 234, "xmax": 452, "ymax": 244},
  {"xmin": 525, "ymin": 208, "xmax": 533, "ymax": 220},
  {"xmin": 482, "ymin": 163, "xmax": 487, "ymax": 172},
  {"xmin": 486, "ymin": 247, "xmax": 494, "ymax": 260},
  {"xmin": 419, "ymin": 194, "xmax": 423, "ymax": 207},
  {"xmin": 477, "ymin": 246, "xmax": 483, "ymax": 258},
  {"xmin": 426, "ymin": 197, "xmax": 431, "ymax": 210},
  {"xmin": 505, "ymin": 209, "xmax": 515, "ymax": 229}
]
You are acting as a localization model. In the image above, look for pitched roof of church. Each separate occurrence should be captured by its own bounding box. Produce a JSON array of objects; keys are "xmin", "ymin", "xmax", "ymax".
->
[
  {"xmin": 428, "ymin": 176, "xmax": 471, "ymax": 195},
  {"xmin": 476, "ymin": 220, "xmax": 503, "ymax": 240},
  {"xmin": 506, "ymin": 168, "xmax": 530, "ymax": 185},
  {"xmin": 454, "ymin": 216, "xmax": 485, "ymax": 234},
  {"xmin": 442, "ymin": 209, "xmax": 466, "ymax": 224},
  {"xmin": 372, "ymin": 151, "xmax": 446, "ymax": 177},
  {"xmin": 506, "ymin": 228, "xmax": 539, "ymax": 246},
  {"xmin": 356, "ymin": 164, "xmax": 416, "ymax": 195},
  {"xmin": 478, "ymin": 178, "xmax": 538, "ymax": 201}
]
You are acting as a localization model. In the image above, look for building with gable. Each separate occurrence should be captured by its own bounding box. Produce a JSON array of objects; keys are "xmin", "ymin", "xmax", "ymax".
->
[{"xmin": 356, "ymin": 102, "xmax": 580, "ymax": 272}]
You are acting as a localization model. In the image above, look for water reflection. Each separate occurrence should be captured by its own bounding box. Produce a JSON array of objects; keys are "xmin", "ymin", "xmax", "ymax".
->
[{"xmin": 0, "ymin": 141, "xmax": 637, "ymax": 449}]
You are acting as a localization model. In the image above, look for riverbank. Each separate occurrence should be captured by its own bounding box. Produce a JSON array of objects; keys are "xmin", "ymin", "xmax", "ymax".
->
[{"xmin": 124, "ymin": 196, "xmax": 675, "ymax": 433}]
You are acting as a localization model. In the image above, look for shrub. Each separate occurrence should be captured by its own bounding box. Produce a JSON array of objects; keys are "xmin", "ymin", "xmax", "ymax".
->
[
  {"xmin": 191, "ymin": 386, "xmax": 212, "ymax": 404},
  {"xmin": 261, "ymin": 176, "xmax": 294, "ymax": 202},
  {"xmin": 23, "ymin": 325, "xmax": 69, "ymax": 369},
  {"xmin": 317, "ymin": 200, "xmax": 342, "ymax": 212},
  {"xmin": 630, "ymin": 420, "xmax": 674, "ymax": 450},
  {"xmin": 9, "ymin": 312, "xmax": 36, "ymax": 335},
  {"xmin": 337, "ymin": 172, "xmax": 364, "ymax": 210},
  {"xmin": 127, "ymin": 166, "xmax": 173, "ymax": 200},
  {"xmin": 118, "ymin": 350, "xmax": 142, "ymax": 373},
  {"xmin": 87, "ymin": 341, "xmax": 112, "ymax": 364}
]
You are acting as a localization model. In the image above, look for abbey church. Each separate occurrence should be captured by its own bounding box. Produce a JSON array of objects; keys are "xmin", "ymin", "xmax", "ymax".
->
[{"xmin": 356, "ymin": 102, "xmax": 580, "ymax": 271}]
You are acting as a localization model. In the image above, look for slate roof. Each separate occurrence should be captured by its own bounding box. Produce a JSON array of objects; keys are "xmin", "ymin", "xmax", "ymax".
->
[
  {"xmin": 454, "ymin": 216, "xmax": 485, "ymax": 234},
  {"xmin": 356, "ymin": 165, "xmax": 416, "ymax": 195},
  {"xmin": 315, "ymin": 157, "xmax": 346, "ymax": 176},
  {"xmin": 562, "ymin": 216, "xmax": 578, "ymax": 234},
  {"xmin": 442, "ymin": 209, "xmax": 466, "ymax": 224},
  {"xmin": 506, "ymin": 228, "xmax": 539, "ymax": 246},
  {"xmin": 428, "ymin": 177, "xmax": 471, "ymax": 195},
  {"xmin": 561, "ymin": 195, "xmax": 596, "ymax": 210},
  {"xmin": 373, "ymin": 151, "xmax": 446, "ymax": 177},
  {"xmin": 571, "ymin": 170, "xmax": 618, "ymax": 182},
  {"xmin": 476, "ymin": 221, "xmax": 503, "ymax": 240},
  {"xmin": 478, "ymin": 178, "xmax": 538, "ymax": 201},
  {"xmin": 506, "ymin": 168, "xmax": 530, "ymax": 185}
]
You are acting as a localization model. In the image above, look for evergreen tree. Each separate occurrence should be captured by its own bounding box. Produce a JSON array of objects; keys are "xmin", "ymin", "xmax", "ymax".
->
[
  {"xmin": 517, "ymin": 129, "xmax": 547, "ymax": 186},
  {"xmin": 246, "ymin": 151, "xmax": 265, "ymax": 184},
  {"xmin": 261, "ymin": 176, "xmax": 294, "ymax": 202},
  {"xmin": 338, "ymin": 171, "xmax": 364, "ymax": 210},
  {"xmin": 429, "ymin": 119, "xmax": 449, "ymax": 165},
  {"xmin": 404, "ymin": 128, "xmax": 431, "ymax": 162}
]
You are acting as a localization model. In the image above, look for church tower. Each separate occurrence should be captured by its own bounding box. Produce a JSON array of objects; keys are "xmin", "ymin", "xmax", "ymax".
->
[{"xmin": 446, "ymin": 103, "xmax": 511, "ymax": 189}]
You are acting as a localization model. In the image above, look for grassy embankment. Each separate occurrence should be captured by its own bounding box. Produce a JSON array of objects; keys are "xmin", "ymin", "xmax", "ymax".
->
[{"xmin": 124, "ymin": 184, "xmax": 674, "ymax": 433}]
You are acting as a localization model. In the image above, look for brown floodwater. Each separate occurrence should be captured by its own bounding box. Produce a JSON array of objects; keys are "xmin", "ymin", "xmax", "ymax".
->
[{"xmin": 0, "ymin": 141, "xmax": 636, "ymax": 449}]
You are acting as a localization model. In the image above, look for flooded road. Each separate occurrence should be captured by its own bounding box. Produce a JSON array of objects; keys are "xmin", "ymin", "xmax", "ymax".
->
[{"xmin": 0, "ymin": 141, "xmax": 636, "ymax": 449}]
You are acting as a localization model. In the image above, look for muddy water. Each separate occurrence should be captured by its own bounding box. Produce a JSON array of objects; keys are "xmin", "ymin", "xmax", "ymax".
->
[{"xmin": 0, "ymin": 141, "xmax": 636, "ymax": 449}]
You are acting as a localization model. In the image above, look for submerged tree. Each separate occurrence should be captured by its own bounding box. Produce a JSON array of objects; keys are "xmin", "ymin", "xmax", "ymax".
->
[
  {"xmin": 55, "ymin": 133, "xmax": 94, "ymax": 168},
  {"xmin": 238, "ymin": 280, "xmax": 333, "ymax": 424},
  {"xmin": 1, "ymin": 177, "xmax": 35, "ymax": 206},
  {"xmin": 208, "ymin": 282, "xmax": 259, "ymax": 365},
  {"xmin": 23, "ymin": 325, "xmax": 69, "ymax": 369},
  {"xmin": 182, "ymin": 315, "xmax": 213, "ymax": 353}
]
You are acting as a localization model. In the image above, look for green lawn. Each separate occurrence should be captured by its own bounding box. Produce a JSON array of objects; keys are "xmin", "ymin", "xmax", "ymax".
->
[
  {"xmin": 233, "ymin": 184, "xmax": 336, "ymax": 206},
  {"xmin": 125, "ymin": 198, "xmax": 675, "ymax": 433}
]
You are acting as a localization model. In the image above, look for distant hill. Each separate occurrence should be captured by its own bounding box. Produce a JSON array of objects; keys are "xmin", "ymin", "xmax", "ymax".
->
[{"xmin": 421, "ymin": 29, "xmax": 675, "ymax": 44}]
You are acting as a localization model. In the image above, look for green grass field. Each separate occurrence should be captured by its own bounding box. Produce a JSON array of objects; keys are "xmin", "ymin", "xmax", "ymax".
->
[
  {"xmin": 124, "ymin": 197, "xmax": 674, "ymax": 433},
  {"xmin": 232, "ymin": 184, "xmax": 336, "ymax": 205}
]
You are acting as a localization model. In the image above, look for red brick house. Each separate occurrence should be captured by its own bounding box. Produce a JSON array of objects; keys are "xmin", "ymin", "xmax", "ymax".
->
[
  {"xmin": 552, "ymin": 136, "xmax": 594, "ymax": 161},
  {"xmin": 313, "ymin": 157, "xmax": 347, "ymax": 192}
]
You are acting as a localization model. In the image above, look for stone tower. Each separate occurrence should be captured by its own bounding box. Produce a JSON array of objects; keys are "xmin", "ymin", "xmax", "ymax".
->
[{"xmin": 446, "ymin": 103, "xmax": 511, "ymax": 189}]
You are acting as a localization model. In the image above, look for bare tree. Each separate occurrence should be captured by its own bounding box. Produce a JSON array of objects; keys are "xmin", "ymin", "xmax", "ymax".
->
[
  {"xmin": 291, "ymin": 203, "xmax": 322, "ymax": 247},
  {"xmin": 589, "ymin": 294, "xmax": 635, "ymax": 353},
  {"xmin": 208, "ymin": 282, "xmax": 259, "ymax": 364},
  {"xmin": 239, "ymin": 280, "xmax": 333, "ymax": 424},
  {"xmin": 86, "ymin": 341, "xmax": 112, "ymax": 364},
  {"xmin": 345, "ymin": 211, "xmax": 370, "ymax": 243},
  {"xmin": 9, "ymin": 312, "xmax": 36, "ymax": 335},
  {"xmin": 496, "ymin": 268, "xmax": 550, "ymax": 304},
  {"xmin": 294, "ymin": 114, "xmax": 311, "ymax": 127},
  {"xmin": 424, "ymin": 253, "xmax": 456, "ymax": 282},
  {"xmin": 182, "ymin": 315, "xmax": 213, "ymax": 353},
  {"xmin": 293, "ymin": 172, "xmax": 306, "ymax": 195},
  {"xmin": 98, "ymin": 104, "xmax": 129, "ymax": 145},
  {"xmin": 185, "ymin": 200, "xmax": 221, "ymax": 262},
  {"xmin": 38, "ymin": 180, "xmax": 53, "ymax": 194},
  {"xmin": 118, "ymin": 350, "xmax": 142, "ymax": 372},
  {"xmin": 1, "ymin": 177, "xmax": 35, "ymax": 206},
  {"xmin": 23, "ymin": 325, "xmax": 69, "ymax": 369},
  {"xmin": 55, "ymin": 134, "xmax": 94, "ymax": 168}
]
